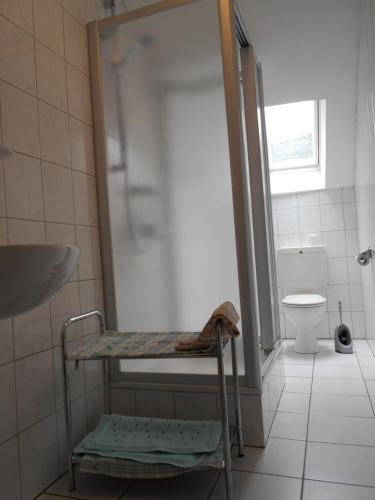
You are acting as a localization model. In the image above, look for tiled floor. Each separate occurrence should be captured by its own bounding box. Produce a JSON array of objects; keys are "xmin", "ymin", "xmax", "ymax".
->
[{"xmin": 38, "ymin": 339, "xmax": 375, "ymax": 499}]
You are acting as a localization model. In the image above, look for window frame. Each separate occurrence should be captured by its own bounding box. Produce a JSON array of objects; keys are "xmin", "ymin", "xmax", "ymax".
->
[{"xmin": 266, "ymin": 99, "xmax": 321, "ymax": 173}]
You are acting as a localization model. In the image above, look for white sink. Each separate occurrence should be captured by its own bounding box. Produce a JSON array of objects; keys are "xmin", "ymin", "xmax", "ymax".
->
[{"xmin": 0, "ymin": 244, "xmax": 80, "ymax": 319}]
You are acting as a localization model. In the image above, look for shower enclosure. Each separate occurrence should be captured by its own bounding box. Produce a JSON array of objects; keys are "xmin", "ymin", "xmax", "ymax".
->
[{"xmin": 88, "ymin": 0, "xmax": 283, "ymax": 445}]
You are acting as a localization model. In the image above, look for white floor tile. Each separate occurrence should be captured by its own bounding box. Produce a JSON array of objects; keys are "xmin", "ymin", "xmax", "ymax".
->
[
  {"xmin": 308, "ymin": 414, "xmax": 375, "ymax": 446},
  {"xmin": 283, "ymin": 365, "xmax": 313, "ymax": 378},
  {"xmin": 279, "ymin": 346, "xmax": 314, "ymax": 365},
  {"xmin": 362, "ymin": 367, "xmax": 375, "ymax": 379},
  {"xmin": 303, "ymin": 479, "xmax": 375, "ymax": 500},
  {"xmin": 270, "ymin": 412, "xmax": 308, "ymax": 440},
  {"xmin": 278, "ymin": 393, "xmax": 310, "ymax": 413},
  {"xmin": 284, "ymin": 377, "xmax": 312, "ymax": 394},
  {"xmin": 358, "ymin": 356, "xmax": 375, "ymax": 367},
  {"xmin": 47, "ymin": 472, "xmax": 130, "ymax": 499},
  {"xmin": 232, "ymin": 439, "xmax": 305, "ymax": 478},
  {"xmin": 365, "ymin": 380, "xmax": 375, "ymax": 395},
  {"xmin": 210, "ymin": 471, "xmax": 301, "ymax": 500},
  {"xmin": 314, "ymin": 354, "xmax": 358, "ymax": 366},
  {"xmin": 121, "ymin": 472, "xmax": 218, "ymax": 500},
  {"xmin": 313, "ymin": 365, "xmax": 362, "ymax": 379},
  {"xmin": 310, "ymin": 394, "xmax": 374, "ymax": 417},
  {"xmin": 305, "ymin": 441, "xmax": 375, "ymax": 487},
  {"xmin": 312, "ymin": 378, "xmax": 367, "ymax": 396}
]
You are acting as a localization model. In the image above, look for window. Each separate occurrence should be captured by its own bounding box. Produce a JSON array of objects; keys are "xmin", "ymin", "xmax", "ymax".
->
[{"xmin": 265, "ymin": 100, "xmax": 320, "ymax": 171}]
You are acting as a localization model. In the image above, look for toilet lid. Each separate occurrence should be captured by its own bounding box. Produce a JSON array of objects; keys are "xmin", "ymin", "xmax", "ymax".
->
[{"xmin": 282, "ymin": 294, "xmax": 326, "ymax": 307}]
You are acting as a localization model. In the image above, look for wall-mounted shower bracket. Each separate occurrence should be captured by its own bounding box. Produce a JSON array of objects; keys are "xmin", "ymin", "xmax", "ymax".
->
[{"xmin": 356, "ymin": 248, "xmax": 374, "ymax": 266}]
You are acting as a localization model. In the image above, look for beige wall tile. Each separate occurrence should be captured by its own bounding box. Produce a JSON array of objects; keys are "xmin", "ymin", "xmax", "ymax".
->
[
  {"xmin": 50, "ymin": 281, "xmax": 81, "ymax": 346},
  {"xmin": 66, "ymin": 63, "xmax": 92, "ymax": 124},
  {"xmin": 0, "ymin": 83, "xmax": 40, "ymax": 157},
  {"xmin": 72, "ymin": 171, "xmax": 98, "ymax": 226},
  {"xmin": 36, "ymin": 42, "xmax": 67, "ymax": 112},
  {"xmin": 19, "ymin": 414, "xmax": 59, "ymax": 499},
  {"xmin": 7, "ymin": 219, "xmax": 45, "ymax": 244},
  {"xmin": 13, "ymin": 302, "xmax": 51, "ymax": 359},
  {"xmin": 33, "ymin": 0, "xmax": 64, "ymax": 57},
  {"xmin": 53, "ymin": 340, "xmax": 85, "ymax": 410},
  {"xmin": 86, "ymin": 0, "xmax": 106, "ymax": 23},
  {"xmin": 79, "ymin": 279, "xmax": 104, "ymax": 334},
  {"xmin": 69, "ymin": 116, "xmax": 95, "ymax": 175},
  {"xmin": 0, "ymin": 362, "xmax": 17, "ymax": 444},
  {"xmin": 42, "ymin": 162, "xmax": 74, "ymax": 224},
  {"xmin": 0, "ymin": 438, "xmax": 21, "ymax": 500},
  {"xmin": 0, "ymin": 15, "xmax": 36, "ymax": 94},
  {"xmin": 86, "ymin": 385, "xmax": 104, "ymax": 431},
  {"xmin": 0, "ymin": 319, "xmax": 13, "ymax": 366},
  {"xmin": 4, "ymin": 153, "xmax": 44, "ymax": 220},
  {"xmin": 63, "ymin": 0, "xmax": 87, "ymax": 25},
  {"xmin": 15, "ymin": 349, "xmax": 55, "ymax": 431},
  {"xmin": 39, "ymin": 102, "xmax": 70, "ymax": 167},
  {"xmin": 0, "ymin": 218, "xmax": 7, "ymax": 245},
  {"xmin": 0, "ymin": 0, "xmax": 33, "ymax": 34},
  {"xmin": 63, "ymin": 11, "xmax": 89, "ymax": 75},
  {"xmin": 76, "ymin": 225, "xmax": 102, "ymax": 279}
]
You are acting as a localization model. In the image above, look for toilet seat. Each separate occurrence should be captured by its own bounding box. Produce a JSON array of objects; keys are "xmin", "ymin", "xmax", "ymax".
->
[{"xmin": 282, "ymin": 294, "xmax": 326, "ymax": 308}]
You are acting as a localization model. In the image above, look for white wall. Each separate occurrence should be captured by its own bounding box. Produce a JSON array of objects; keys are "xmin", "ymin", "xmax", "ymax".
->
[{"xmin": 238, "ymin": 0, "xmax": 359, "ymax": 189}]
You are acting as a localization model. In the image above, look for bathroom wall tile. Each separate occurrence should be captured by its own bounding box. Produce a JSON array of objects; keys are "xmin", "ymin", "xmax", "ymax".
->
[
  {"xmin": 298, "ymin": 206, "xmax": 321, "ymax": 233},
  {"xmin": 0, "ymin": 319, "xmax": 13, "ymax": 366},
  {"xmin": 86, "ymin": 0, "xmax": 107, "ymax": 22},
  {"xmin": 15, "ymin": 349, "xmax": 55, "ymax": 431},
  {"xmin": 276, "ymin": 194, "xmax": 297, "ymax": 209},
  {"xmin": 350, "ymin": 284, "xmax": 365, "ymax": 311},
  {"xmin": 7, "ymin": 219, "xmax": 45, "ymax": 244},
  {"xmin": 136, "ymin": 390, "xmax": 175, "ymax": 418},
  {"xmin": 76, "ymin": 226, "xmax": 102, "ymax": 280},
  {"xmin": 300, "ymin": 232, "xmax": 322, "ymax": 246},
  {"xmin": 86, "ymin": 385, "xmax": 105, "ymax": 431},
  {"xmin": 348, "ymin": 257, "xmax": 361, "ymax": 283},
  {"xmin": 111, "ymin": 388, "xmax": 136, "ymax": 416},
  {"xmin": 0, "ymin": 83, "xmax": 40, "ymax": 157},
  {"xmin": 50, "ymin": 281, "xmax": 81, "ymax": 346},
  {"xmin": 56, "ymin": 396, "xmax": 87, "ymax": 473},
  {"xmin": 345, "ymin": 229, "xmax": 360, "ymax": 256},
  {"xmin": 319, "ymin": 188, "xmax": 343, "ymax": 205},
  {"xmin": 66, "ymin": 64, "xmax": 92, "ymax": 125},
  {"xmin": 328, "ymin": 257, "xmax": 348, "ymax": 285},
  {"xmin": 352, "ymin": 311, "xmax": 366, "ymax": 338},
  {"xmin": 362, "ymin": 283, "xmax": 375, "ymax": 312},
  {"xmin": 63, "ymin": 11, "xmax": 89, "ymax": 75},
  {"xmin": 36, "ymin": 42, "xmax": 67, "ymax": 111},
  {"xmin": 79, "ymin": 279, "xmax": 104, "ymax": 335},
  {"xmin": 327, "ymin": 285, "xmax": 351, "ymax": 311},
  {"xmin": 4, "ymin": 153, "xmax": 43, "ymax": 220},
  {"xmin": 0, "ymin": 362, "xmax": 17, "ymax": 443},
  {"xmin": 69, "ymin": 117, "xmax": 95, "ymax": 175},
  {"xmin": 297, "ymin": 190, "xmax": 320, "ymax": 207},
  {"xmin": 0, "ymin": 15, "xmax": 36, "ymax": 94},
  {"xmin": 320, "ymin": 204, "xmax": 345, "ymax": 231},
  {"xmin": 322, "ymin": 231, "xmax": 347, "ymax": 257},
  {"xmin": 0, "ymin": 437, "xmax": 21, "ymax": 500},
  {"xmin": 344, "ymin": 203, "xmax": 358, "ymax": 229},
  {"xmin": 316, "ymin": 312, "xmax": 330, "ymax": 338},
  {"xmin": 13, "ymin": 302, "xmax": 51, "ymax": 359},
  {"xmin": 72, "ymin": 171, "xmax": 98, "ymax": 226},
  {"xmin": 0, "ymin": 218, "xmax": 7, "ymax": 245},
  {"xmin": 33, "ymin": 0, "xmax": 64, "ymax": 56},
  {"xmin": 277, "ymin": 208, "xmax": 299, "ymax": 235},
  {"xmin": 39, "ymin": 102, "xmax": 70, "ymax": 167},
  {"xmin": 42, "ymin": 162, "xmax": 74, "ymax": 224},
  {"xmin": 53, "ymin": 340, "xmax": 86, "ymax": 410},
  {"xmin": 19, "ymin": 414, "xmax": 59, "ymax": 499},
  {"xmin": 175, "ymin": 392, "xmax": 218, "ymax": 420},
  {"xmin": 63, "ymin": 0, "xmax": 87, "ymax": 25},
  {"xmin": 0, "ymin": 164, "xmax": 6, "ymax": 217},
  {"xmin": 278, "ymin": 233, "xmax": 300, "ymax": 248},
  {"xmin": 0, "ymin": 0, "xmax": 33, "ymax": 34},
  {"xmin": 342, "ymin": 186, "xmax": 356, "ymax": 203}
]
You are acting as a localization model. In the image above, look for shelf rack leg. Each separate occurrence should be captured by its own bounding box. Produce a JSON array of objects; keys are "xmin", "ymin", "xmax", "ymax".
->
[
  {"xmin": 231, "ymin": 337, "xmax": 244, "ymax": 456},
  {"xmin": 216, "ymin": 321, "xmax": 233, "ymax": 500},
  {"xmin": 61, "ymin": 322, "xmax": 76, "ymax": 491}
]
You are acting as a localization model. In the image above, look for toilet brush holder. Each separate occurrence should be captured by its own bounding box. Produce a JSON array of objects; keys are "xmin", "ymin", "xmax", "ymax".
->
[{"xmin": 334, "ymin": 301, "xmax": 353, "ymax": 354}]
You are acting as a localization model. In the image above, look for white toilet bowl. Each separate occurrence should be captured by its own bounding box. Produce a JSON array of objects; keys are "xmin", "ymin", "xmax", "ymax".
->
[{"xmin": 282, "ymin": 294, "xmax": 327, "ymax": 354}]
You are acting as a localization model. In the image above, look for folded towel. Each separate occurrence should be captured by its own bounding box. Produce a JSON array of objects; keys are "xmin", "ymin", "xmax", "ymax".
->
[{"xmin": 175, "ymin": 301, "xmax": 240, "ymax": 352}]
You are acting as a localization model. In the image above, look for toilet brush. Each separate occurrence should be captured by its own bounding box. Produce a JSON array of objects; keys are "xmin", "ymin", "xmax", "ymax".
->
[{"xmin": 334, "ymin": 301, "xmax": 353, "ymax": 354}]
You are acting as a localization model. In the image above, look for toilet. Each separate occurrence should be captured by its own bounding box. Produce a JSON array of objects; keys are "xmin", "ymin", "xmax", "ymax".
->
[{"xmin": 277, "ymin": 246, "xmax": 327, "ymax": 354}]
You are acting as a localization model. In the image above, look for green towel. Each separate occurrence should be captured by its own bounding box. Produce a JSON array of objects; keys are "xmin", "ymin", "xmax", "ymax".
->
[{"xmin": 74, "ymin": 415, "xmax": 222, "ymax": 468}]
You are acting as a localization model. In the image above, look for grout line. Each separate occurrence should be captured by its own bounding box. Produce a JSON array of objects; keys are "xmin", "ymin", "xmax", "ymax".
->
[{"xmin": 354, "ymin": 340, "xmax": 375, "ymax": 417}]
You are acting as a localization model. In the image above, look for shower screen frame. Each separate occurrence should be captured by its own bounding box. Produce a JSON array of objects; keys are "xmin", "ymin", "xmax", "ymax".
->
[{"xmin": 88, "ymin": 0, "xmax": 276, "ymax": 388}]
